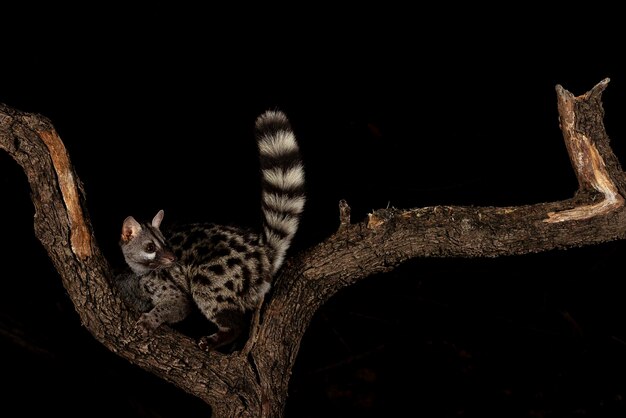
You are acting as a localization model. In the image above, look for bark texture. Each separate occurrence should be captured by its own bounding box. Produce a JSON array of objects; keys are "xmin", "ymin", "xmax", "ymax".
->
[{"xmin": 1, "ymin": 79, "xmax": 624, "ymax": 417}]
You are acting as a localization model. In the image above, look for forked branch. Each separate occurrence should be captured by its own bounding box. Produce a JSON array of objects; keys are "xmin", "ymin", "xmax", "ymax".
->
[{"xmin": 1, "ymin": 79, "xmax": 625, "ymax": 417}]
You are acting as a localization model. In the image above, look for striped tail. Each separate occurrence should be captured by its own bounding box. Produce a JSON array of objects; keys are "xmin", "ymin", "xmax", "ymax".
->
[{"xmin": 255, "ymin": 110, "xmax": 306, "ymax": 274}]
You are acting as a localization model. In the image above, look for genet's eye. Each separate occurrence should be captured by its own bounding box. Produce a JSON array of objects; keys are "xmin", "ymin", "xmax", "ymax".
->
[{"xmin": 145, "ymin": 242, "xmax": 157, "ymax": 253}]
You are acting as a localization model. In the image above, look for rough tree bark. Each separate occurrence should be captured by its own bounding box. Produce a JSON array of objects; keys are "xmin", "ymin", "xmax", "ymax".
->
[{"xmin": 1, "ymin": 79, "xmax": 624, "ymax": 417}]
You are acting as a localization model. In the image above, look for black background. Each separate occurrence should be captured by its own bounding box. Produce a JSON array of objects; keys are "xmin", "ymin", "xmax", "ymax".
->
[{"xmin": 2, "ymin": 9, "xmax": 626, "ymax": 417}]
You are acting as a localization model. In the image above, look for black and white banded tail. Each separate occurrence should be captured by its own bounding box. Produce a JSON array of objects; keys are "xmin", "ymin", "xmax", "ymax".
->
[{"xmin": 255, "ymin": 110, "xmax": 306, "ymax": 274}]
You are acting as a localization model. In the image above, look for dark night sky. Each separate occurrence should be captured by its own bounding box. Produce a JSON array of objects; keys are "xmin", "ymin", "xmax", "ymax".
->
[{"xmin": 2, "ymin": 10, "xmax": 626, "ymax": 417}]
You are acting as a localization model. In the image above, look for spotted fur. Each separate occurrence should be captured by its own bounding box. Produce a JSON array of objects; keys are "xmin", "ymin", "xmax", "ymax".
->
[{"xmin": 117, "ymin": 110, "xmax": 305, "ymax": 350}]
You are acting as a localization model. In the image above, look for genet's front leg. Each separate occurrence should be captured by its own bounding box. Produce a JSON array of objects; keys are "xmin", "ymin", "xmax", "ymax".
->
[
  {"xmin": 135, "ymin": 273, "xmax": 192, "ymax": 336},
  {"xmin": 136, "ymin": 296, "xmax": 192, "ymax": 336}
]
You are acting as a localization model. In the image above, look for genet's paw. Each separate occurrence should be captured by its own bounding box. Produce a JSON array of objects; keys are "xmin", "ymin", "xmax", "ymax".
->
[
  {"xmin": 135, "ymin": 313, "xmax": 159, "ymax": 337},
  {"xmin": 198, "ymin": 334, "xmax": 219, "ymax": 352},
  {"xmin": 198, "ymin": 328, "xmax": 239, "ymax": 352}
]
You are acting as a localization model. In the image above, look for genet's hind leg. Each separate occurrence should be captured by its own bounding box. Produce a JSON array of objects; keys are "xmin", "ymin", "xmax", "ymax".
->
[
  {"xmin": 197, "ymin": 308, "xmax": 246, "ymax": 352},
  {"xmin": 190, "ymin": 251, "xmax": 261, "ymax": 351}
]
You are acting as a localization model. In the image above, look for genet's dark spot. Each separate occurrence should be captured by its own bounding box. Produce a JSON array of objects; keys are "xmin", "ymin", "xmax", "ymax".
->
[
  {"xmin": 216, "ymin": 295, "xmax": 236, "ymax": 304},
  {"xmin": 228, "ymin": 238, "xmax": 248, "ymax": 253},
  {"xmin": 192, "ymin": 274, "xmax": 211, "ymax": 285},
  {"xmin": 210, "ymin": 233, "xmax": 228, "ymax": 245},
  {"xmin": 226, "ymin": 257, "xmax": 242, "ymax": 267},
  {"xmin": 196, "ymin": 246, "xmax": 210, "ymax": 256},
  {"xmin": 232, "ymin": 243, "xmax": 247, "ymax": 253},
  {"xmin": 208, "ymin": 264, "xmax": 225, "ymax": 275},
  {"xmin": 213, "ymin": 247, "xmax": 231, "ymax": 258}
]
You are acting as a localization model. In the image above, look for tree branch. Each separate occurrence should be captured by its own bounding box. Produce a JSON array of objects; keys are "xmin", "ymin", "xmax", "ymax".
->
[{"xmin": 1, "ymin": 78, "xmax": 624, "ymax": 417}]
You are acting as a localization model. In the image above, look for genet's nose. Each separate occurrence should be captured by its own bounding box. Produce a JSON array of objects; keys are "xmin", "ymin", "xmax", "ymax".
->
[{"xmin": 159, "ymin": 250, "xmax": 176, "ymax": 263}]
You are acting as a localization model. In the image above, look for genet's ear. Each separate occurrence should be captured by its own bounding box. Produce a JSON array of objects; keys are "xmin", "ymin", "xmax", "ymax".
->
[
  {"xmin": 152, "ymin": 209, "xmax": 165, "ymax": 228},
  {"xmin": 121, "ymin": 216, "xmax": 142, "ymax": 243}
]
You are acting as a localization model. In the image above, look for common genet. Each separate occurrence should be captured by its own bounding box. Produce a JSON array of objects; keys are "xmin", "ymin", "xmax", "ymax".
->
[{"xmin": 116, "ymin": 110, "xmax": 305, "ymax": 351}]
